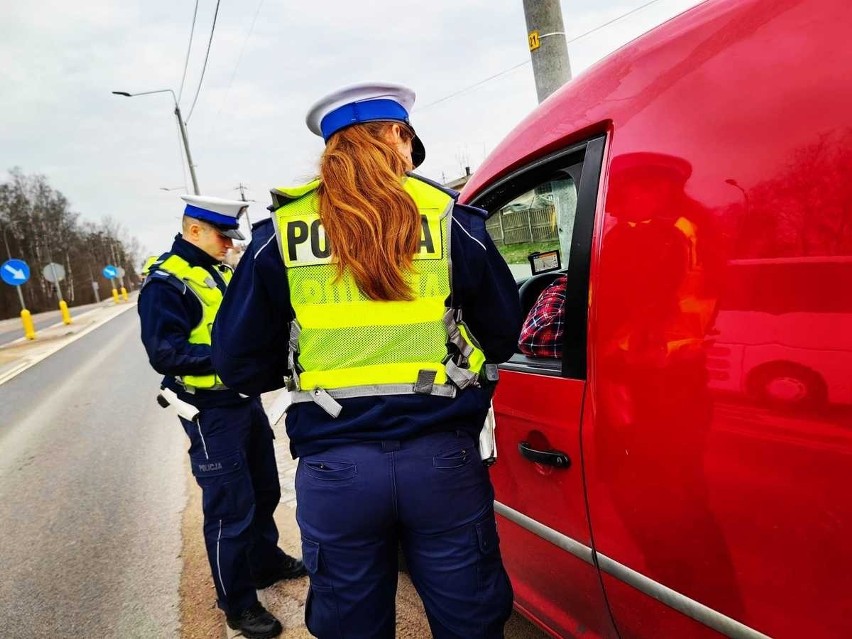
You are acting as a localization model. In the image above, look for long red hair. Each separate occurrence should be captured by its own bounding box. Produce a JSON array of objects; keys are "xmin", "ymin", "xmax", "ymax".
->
[{"xmin": 317, "ymin": 122, "xmax": 419, "ymax": 301}]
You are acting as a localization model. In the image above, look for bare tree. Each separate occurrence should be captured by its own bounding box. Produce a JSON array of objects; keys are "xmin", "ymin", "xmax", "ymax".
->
[{"xmin": 0, "ymin": 169, "xmax": 144, "ymax": 319}]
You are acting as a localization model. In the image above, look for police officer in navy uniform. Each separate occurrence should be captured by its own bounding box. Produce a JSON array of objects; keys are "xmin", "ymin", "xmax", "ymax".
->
[
  {"xmin": 138, "ymin": 196, "xmax": 305, "ymax": 639},
  {"xmin": 212, "ymin": 83, "xmax": 521, "ymax": 638}
]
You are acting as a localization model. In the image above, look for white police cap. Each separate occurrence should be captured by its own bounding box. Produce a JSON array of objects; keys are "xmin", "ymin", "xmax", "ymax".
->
[
  {"xmin": 180, "ymin": 195, "xmax": 247, "ymax": 240},
  {"xmin": 306, "ymin": 82, "xmax": 425, "ymax": 167}
]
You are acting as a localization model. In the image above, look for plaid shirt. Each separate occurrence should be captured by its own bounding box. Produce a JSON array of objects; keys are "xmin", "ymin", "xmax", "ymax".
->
[{"xmin": 518, "ymin": 275, "xmax": 567, "ymax": 359}]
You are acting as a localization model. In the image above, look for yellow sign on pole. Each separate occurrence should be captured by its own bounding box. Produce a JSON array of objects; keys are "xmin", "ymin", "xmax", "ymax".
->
[{"xmin": 528, "ymin": 30, "xmax": 541, "ymax": 51}]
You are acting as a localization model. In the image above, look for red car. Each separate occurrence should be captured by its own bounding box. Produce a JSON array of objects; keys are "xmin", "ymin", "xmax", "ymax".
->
[{"xmin": 460, "ymin": 0, "xmax": 852, "ymax": 637}]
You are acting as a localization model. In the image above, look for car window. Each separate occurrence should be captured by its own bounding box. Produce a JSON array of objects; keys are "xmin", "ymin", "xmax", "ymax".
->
[
  {"xmin": 721, "ymin": 259, "xmax": 852, "ymax": 314},
  {"xmin": 471, "ymin": 136, "xmax": 605, "ymax": 379},
  {"xmin": 485, "ymin": 174, "xmax": 578, "ymax": 279}
]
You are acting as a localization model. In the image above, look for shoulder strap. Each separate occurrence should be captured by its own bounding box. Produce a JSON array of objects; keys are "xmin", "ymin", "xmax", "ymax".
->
[
  {"xmin": 141, "ymin": 252, "xmax": 190, "ymax": 296},
  {"xmin": 270, "ymin": 179, "xmax": 321, "ymax": 210},
  {"xmin": 407, "ymin": 172, "xmax": 460, "ymax": 199}
]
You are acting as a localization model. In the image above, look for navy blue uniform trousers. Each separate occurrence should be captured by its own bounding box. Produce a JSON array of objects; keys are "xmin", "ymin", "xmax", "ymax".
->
[
  {"xmin": 179, "ymin": 398, "xmax": 282, "ymax": 616},
  {"xmin": 296, "ymin": 431, "xmax": 514, "ymax": 638}
]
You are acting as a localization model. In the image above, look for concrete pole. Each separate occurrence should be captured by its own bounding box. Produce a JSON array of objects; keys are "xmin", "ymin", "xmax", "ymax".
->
[
  {"xmin": 175, "ymin": 104, "xmax": 200, "ymax": 195},
  {"xmin": 523, "ymin": 0, "xmax": 572, "ymax": 103}
]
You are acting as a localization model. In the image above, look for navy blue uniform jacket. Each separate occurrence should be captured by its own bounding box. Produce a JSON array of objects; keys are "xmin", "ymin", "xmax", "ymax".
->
[
  {"xmin": 138, "ymin": 235, "xmax": 245, "ymax": 408},
  {"xmin": 212, "ymin": 181, "xmax": 522, "ymax": 457}
]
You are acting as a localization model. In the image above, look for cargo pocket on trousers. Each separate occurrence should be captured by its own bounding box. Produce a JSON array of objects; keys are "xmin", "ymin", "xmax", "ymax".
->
[
  {"xmin": 475, "ymin": 516, "xmax": 505, "ymax": 593},
  {"xmin": 302, "ymin": 537, "xmax": 343, "ymax": 639},
  {"xmin": 191, "ymin": 452, "xmax": 252, "ymax": 520}
]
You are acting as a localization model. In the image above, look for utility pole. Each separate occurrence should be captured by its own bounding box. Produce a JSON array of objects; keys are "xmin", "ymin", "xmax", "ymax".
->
[
  {"xmin": 235, "ymin": 183, "xmax": 252, "ymax": 236},
  {"xmin": 523, "ymin": 0, "xmax": 572, "ymax": 103},
  {"xmin": 174, "ymin": 103, "xmax": 200, "ymax": 195}
]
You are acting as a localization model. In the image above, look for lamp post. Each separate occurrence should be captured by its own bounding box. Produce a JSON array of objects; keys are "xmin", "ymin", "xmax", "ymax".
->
[{"xmin": 112, "ymin": 89, "xmax": 200, "ymax": 195}]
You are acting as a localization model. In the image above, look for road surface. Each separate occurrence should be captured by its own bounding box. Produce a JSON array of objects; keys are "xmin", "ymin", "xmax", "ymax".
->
[{"xmin": 0, "ymin": 310, "xmax": 186, "ymax": 638}]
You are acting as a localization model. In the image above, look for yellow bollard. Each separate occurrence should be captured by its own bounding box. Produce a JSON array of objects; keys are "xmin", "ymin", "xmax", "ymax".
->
[
  {"xmin": 112, "ymin": 288, "xmax": 120, "ymax": 304},
  {"xmin": 60, "ymin": 300, "xmax": 72, "ymax": 325},
  {"xmin": 121, "ymin": 287, "xmax": 129, "ymax": 301},
  {"xmin": 21, "ymin": 309, "xmax": 36, "ymax": 340}
]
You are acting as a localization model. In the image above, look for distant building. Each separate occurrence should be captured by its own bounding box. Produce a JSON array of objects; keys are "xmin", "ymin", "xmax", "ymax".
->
[{"xmin": 443, "ymin": 166, "xmax": 473, "ymax": 191}]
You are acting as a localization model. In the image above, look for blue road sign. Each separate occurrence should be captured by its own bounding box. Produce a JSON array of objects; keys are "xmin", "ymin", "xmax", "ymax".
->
[
  {"xmin": 1, "ymin": 259, "xmax": 30, "ymax": 286},
  {"xmin": 103, "ymin": 265, "xmax": 118, "ymax": 279}
]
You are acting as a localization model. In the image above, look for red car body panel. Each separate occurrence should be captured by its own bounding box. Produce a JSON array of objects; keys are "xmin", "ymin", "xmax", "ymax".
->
[
  {"xmin": 490, "ymin": 371, "xmax": 618, "ymax": 638},
  {"xmin": 460, "ymin": 0, "xmax": 852, "ymax": 637}
]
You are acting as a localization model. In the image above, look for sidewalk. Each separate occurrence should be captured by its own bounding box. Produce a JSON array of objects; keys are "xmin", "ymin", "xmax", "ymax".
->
[{"xmin": 0, "ymin": 295, "xmax": 139, "ymax": 386}]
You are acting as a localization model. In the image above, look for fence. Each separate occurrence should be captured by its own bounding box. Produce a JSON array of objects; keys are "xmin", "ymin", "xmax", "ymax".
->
[{"xmin": 485, "ymin": 206, "xmax": 558, "ymax": 245}]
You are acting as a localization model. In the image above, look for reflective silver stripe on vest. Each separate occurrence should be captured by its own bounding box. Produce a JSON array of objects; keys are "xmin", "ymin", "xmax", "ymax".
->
[
  {"xmin": 288, "ymin": 320, "xmax": 302, "ymax": 389},
  {"xmin": 443, "ymin": 308, "xmax": 473, "ymax": 359},
  {"xmin": 444, "ymin": 359, "xmax": 479, "ymax": 389},
  {"xmin": 290, "ymin": 382, "xmax": 458, "ymax": 416}
]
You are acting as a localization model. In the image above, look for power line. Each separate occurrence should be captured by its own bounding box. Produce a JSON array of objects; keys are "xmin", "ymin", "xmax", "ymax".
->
[
  {"xmin": 185, "ymin": 0, "xmax": 223, "ymax": 123},
  {"xmin": 209, "ymin": 0, "xmax": 267, "ymax": 132},
  {"xmin": 421, "ymin": 61, "xmax": 531, "ymax": 110},
  {"xmin": 234, "ymin": 183, "xmax": 253, "ymax": 235},
  {"xmin": 177, "ymin": 0, "xmax": 200, "ymax": 104},
  {"xmin": 420, "ymin": 0, "xmax": 665, "ymax": 111},
  {"xmin": 568, "ymin": 0, "xmax": 665, "ymax": 43}
]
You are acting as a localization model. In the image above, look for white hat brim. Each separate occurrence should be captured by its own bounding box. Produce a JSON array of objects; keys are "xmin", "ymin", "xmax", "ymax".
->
[{"xmin": 306, "ymin": 82, "xmax": 416, "ymax": 137}]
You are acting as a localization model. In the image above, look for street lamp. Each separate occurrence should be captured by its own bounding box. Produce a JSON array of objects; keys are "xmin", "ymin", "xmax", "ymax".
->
[
  {"xmin": 725, "ymin": 178, "xmax": 749, "ymax": 208},
  {"xmin": 112, "ymin": 89, "xmax": 200, "ymax": 195}
]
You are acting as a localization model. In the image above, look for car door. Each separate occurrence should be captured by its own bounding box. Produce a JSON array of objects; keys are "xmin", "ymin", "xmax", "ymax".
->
[{"xmin": 470, "ymin": 136, "xmax": 617, "ymax": 639}]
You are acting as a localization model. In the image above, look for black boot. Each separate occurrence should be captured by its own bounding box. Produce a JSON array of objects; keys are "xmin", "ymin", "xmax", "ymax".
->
[
  {"xmin": 252, "ymin": 551, "xmax": 307, "ymax": 589},
  {"xmin": 226, "ymin": 602, "xmax": 282, "ymax": 639}
]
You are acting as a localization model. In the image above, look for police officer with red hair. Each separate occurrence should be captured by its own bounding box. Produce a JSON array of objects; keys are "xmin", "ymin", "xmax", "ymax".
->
[{"xmin": 212, "ymin": 83, "xmax": 521, "ymax": 638}]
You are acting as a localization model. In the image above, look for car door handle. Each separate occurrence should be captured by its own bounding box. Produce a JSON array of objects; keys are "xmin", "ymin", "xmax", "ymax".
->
[{"xmin": 518, "ymin": 442, "xmax": 571, "ymax": 469}]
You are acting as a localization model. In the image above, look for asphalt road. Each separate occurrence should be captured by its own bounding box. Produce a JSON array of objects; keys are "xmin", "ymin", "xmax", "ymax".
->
[{"xmin": 0, "ymin": 310, "xmax": 186, "ymax": 638}]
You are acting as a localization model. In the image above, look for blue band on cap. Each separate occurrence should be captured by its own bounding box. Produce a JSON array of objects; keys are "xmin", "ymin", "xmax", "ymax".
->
[
  {"xmin": 320, "ymin": 99, "xmax": 409, "ymax": 140},
  {"xmin": 184, "ymin": 204, "xmax": 240, "ymax": 228}
]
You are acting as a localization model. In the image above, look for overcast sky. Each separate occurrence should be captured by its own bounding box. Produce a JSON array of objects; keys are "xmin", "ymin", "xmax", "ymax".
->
[{"xmin": 1, "ymin": 0, "xmax": 705, "ymax": 259}]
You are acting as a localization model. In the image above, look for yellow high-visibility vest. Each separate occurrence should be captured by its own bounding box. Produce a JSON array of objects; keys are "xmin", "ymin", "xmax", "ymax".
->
[
  {"xmin": 143, "ymin": 253, "xmax": 232, "ymax": 390},
  {"xmin": 271, "ymin": 176, "xmax": 485, "ymax": 416}
]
